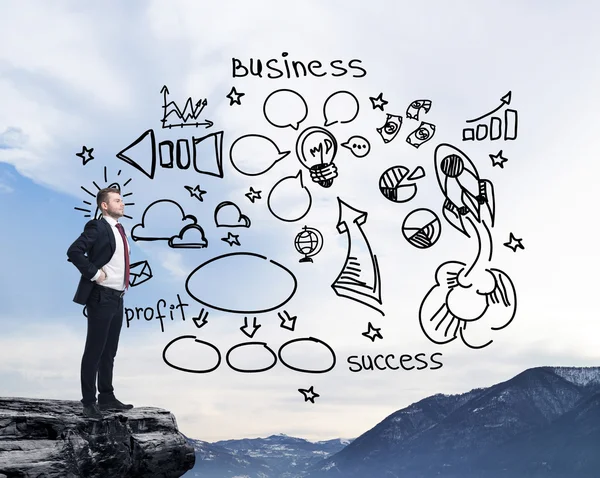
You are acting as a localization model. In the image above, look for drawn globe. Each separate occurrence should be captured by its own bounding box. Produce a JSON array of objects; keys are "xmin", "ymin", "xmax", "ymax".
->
[{"xmin": 294, "ymin": 227, "xmax": 323, "ymax": 259}]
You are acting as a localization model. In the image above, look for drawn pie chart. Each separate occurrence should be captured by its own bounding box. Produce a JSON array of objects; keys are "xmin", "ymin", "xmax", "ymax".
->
[
  {"xmin": 402, "ymin": 208, "xmax": 441, "ymax": 249},
  {"xmin": 379, "ymin": 166, "xmax": 425, "ymax": 203}
]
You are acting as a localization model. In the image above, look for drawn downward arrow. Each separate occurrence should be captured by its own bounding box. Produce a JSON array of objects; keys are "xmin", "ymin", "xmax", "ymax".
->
[
  {"xmin": 192, "ymin": 308, "xmax": 209, "ymax": 329},
  {"xmin": 241, "ymin": 316, "xmax": 261, "ymax": 338}
]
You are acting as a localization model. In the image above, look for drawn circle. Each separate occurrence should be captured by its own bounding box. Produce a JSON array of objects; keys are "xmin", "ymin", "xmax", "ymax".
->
[
  {"xmin": 440, "ymin": 154, "xmax": 464, "ymax": 178},
  {"xmin": 226, "ymin": 342, "xmax": 278, "ymax": 373},
  {"xmin": 263, "ymin": 89, "xmax": 308, "ymax": 130},
  {"xmin": 402, "ymin": 209, "xmax": 441, "ymax": 249},
  {"xmin": 278, "ymin": 337, "xmax": 336, "ymax": 373},
  {"xmin": 323, "ymin": 91, "xmax": 359, "ymax": 126},
  {"xmin": 415, "ymin": 127, "xmax": 430, "ymax": 140},
  {"xmin": 378, "ymin": 166, "xmax": 418, "ymax": 203},
  {"xmin": 384, "ymin": 121, "xmax": 398, "ymax": 134},
  {"xmin": 162, "ymin": 335, "xmax": 222, "ymax": 373}
]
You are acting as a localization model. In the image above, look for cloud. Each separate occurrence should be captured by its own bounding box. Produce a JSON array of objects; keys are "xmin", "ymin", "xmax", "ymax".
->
[
  {"xmin": 214, "ymin": 201, "xmax": 251, "ymax": 228},
  {"xmin": 131, "ymin": 199, "xmax": 199, "ymax": 242},
  {"xmin": 168, "ymin": 223, "xmax": 208, "ymax": 248},
  {"xmin": 0, "ymin": 127, "xmax": 27, "ymax": 150}
]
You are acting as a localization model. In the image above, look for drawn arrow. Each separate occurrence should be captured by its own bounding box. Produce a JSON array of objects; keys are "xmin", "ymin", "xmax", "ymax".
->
[
  {"xmin": 278, "ymin": 310, "xmax": 297, "ymax": 331},
  {"xmin": 240, "ymin": 316, "xmax": 261, "ymax": 338},
  {"xmin": 192, "ymin": 308, "xmax": 209, "ymax": 329},
  {"xmin": 331, "ymin": 198, "xmax": 384, "ymax": 315},
  {"xmin": 466, "ymin": 91, "xmax": 512, "ymax": 124}
]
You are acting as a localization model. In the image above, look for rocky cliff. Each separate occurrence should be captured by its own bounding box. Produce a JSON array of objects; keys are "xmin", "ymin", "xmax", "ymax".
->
[{"xmin": 0, "ymin": 397, "xmax": 195, "ymax": 478}]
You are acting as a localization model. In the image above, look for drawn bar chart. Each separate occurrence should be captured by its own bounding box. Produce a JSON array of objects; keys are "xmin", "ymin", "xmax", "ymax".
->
[{"xmin": 463, "ymin": 108, "xmax": 518, "ymax": 141}]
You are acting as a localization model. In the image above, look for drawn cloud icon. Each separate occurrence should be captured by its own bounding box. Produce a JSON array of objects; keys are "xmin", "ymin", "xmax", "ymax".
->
[
  {"xmin": 168, "ymin": 223, "xmax": 208, "ymax": 248},
  {"xmin": 131, "ymin": 199, "xmax": 205, "ymax": 248},
  {"xmin": 214, "ymin": 201, "xmax": 251, "ymax": 228}
]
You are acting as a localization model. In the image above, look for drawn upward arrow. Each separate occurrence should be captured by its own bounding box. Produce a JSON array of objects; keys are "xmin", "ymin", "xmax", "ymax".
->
[
  {"xmin": 240, "ymin": 316, "xmax": 261, "ymax": 338},
  {"xmin": 466, "ymin": 91, "xmax": 512, "ymax": 123},
  {"xmin": 331, "ymin": 198, "xmax": 384, "ymax": 315}
]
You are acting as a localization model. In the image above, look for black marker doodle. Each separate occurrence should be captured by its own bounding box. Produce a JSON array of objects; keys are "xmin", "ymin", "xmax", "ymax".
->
[
  {"xmin": 263, "ymin": 89, "xmax": 308, "ymax": 130},
  {"xmin": 378, "ymin": 166, "xmax": 425, "ymax": 203},
  {"xmin": 245, "ymin": 187, "xmax": 262, "ymax": 203},
  {"xmin": 323, "ymin": 90, "xmax": 359, "ymax": 127},
  {"xmin": 162, "ymin": 335, "xmax": 221, "ymax": 373},
  {"xmin": 131, "ymin": 199, "xmax": 208, "ymax": 248},
  {"xmin": 332, "ymin": 198, "xmax": 384, "ymax": 316},
  {"xmin": 369, "ymin": 92, "xmax": 388, "ymax": 111},
  {"xmin": 278, "ymin": 310, "xmax": 297, "ymax": 331},
  {"xmin": 504, "ymin": 232, "xmax": 524, "ymax": 252},
  {"xmin": 420, "ymin": 143, "xmax": 518, "ymax": 349},
  {"xmin": 406, "ymin": 121, "xmax": 436, "ymax": 148},
  {"xmin": 226, "ymin": 342, "xmax": 278, "ymax": 373},
  {"xmin": 463, "ymin": 91, "xmax": 517, "ymax": 141},
  {"xmin": 298, "ymin": 386, "xmax": 320, "ymax": 403},
  {"xmin": 406, "ymin": 100, "xmax": 432, "ymax": 120},
  {"xmin": 434, "ymin": 144, "xmax": 495, "ymax": 238},
  {"xmin": 240, "ymin": 317, "xmax": 261, "ymax": 338},
  {"xmin": 294, "ymin": 226, "xmax": 323, "ymax": 263},
  {"xmin": 362, "ymin": 322, "xmax": 383, "ymax": 342},
  {"xmin": 129, "ymin": 260, "xmax": 153, "ymax": 287},
  {"xmin": 226, "ymin": 86, "xmax": 245, "ymax": 106},
  {"xmin": 192, "ymin": 309, "xmax": 209, "ymax": 329},
  {"xmin": 74, "ymin": 169, "xmax": 134, "ymax": 219},
  {"xmin": 267, "ymin": 171, "xmax": 313, "ymax": 222},
  {"xmin": 222, "ymin": 232, "xmax": 241, "ymax": 247},
  {"xmin": 296, "ymin": 126, "xmax": 338, "ymax": 188},
  {"xmin": 186, "ymin": 252, "xmax": 298, "ymax": 314},
  {"xmin": 419, "ymin": 261, "xmax": 517, "ymax": 349},
  {"xmin": 376, "ymin": 114, "xmax": 402, "ymax": 143},
  {"xmin": 160, "ymin": 85, "xmax": 212, "ymax": 129},
  {"xmin": 489, "ymin": 150, "xmax": 508, "ymax": 168},
  {"xmin": 402, "ymin": 209, "xmax": 442, "ymax": 249},
  {"xmin": 214, "ymin": 201, "xmax": 251, "ymax": 228},
  {"xmin": 184, "ymin": 184, "xmax": 207, "ymax": 202},
  {"xmin": 341, "ymin": 135, "xmax": 370, "ymax": 158},
  {"xmin": 278, "ymin": 337, "xmax": 336, "ymax": 373},
  {"xmin": 125, "ymin": 295, "xmax": 189, "ymax": 332},
  {"xmin": 117, "ymin": 129, "xmax": 224, "ymax": 179},
  {"xmin": 76, "ymin": 145, "xmax": 94, "ymax": 165},
  {"xmin": 230, "ymin": 134, "xmax": 290, "ymax": 176}
]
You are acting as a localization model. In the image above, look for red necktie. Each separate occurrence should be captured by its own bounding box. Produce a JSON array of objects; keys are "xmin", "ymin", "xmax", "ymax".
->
[{"xmin": 115, "ymin": 223, "xmax": 130, "ymax": 290}]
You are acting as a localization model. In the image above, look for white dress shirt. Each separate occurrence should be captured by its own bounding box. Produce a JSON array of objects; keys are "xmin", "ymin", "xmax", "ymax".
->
[{"xmin": 91, "ymin": 215, "xmax": 130, "ymax": 291}]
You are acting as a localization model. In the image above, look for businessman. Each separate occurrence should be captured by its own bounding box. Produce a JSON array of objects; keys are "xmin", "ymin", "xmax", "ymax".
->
[{"xmin": 67, "ymin": 187, "xmax": 134, "ymax": 419}]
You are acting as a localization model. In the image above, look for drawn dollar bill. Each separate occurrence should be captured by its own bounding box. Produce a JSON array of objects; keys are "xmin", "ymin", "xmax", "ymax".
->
[
  {"xmin": 376, "ymin": 114, "xmax": 403, "ymax": 144},
  {"xmin": 406, "ymin": 122, "xmax": 436, "ymax": 148},
  {"xmin": 406, "ymin": 100, "xmax": 432, "ymax": 120}
]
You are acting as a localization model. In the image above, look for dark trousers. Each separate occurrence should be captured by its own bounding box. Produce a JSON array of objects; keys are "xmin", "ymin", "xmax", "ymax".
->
[{"xmin": 81, "ymin": 285, "xmax": 124, "ymax": 405}]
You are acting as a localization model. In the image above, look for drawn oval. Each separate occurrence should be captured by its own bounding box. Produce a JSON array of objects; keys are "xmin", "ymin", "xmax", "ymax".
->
[
  {"xmin": 162, "ymin": 335, "xmax": 221, "ymax": 373},
  {"xmin": 278, "ymin": 337, "xmax": 336, "ymax": 373},
  {"xmin": 185, "ymin": 252, "xmax": 298, "ymax": 313},
  {"xmin": 226, "ymin": 342, "xmax": 278, "ymax": 373}
]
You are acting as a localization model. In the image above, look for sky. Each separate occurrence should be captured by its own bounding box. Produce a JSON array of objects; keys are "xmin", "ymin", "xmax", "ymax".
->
[{"xmin": 1, "ymin": 0, "xmax": 599, "ymax": 442}]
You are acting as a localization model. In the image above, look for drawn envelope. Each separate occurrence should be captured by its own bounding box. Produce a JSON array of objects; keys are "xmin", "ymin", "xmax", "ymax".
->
[{"xmin": 129, "ymin": 260, "xmax": 153, "ymax": 287}]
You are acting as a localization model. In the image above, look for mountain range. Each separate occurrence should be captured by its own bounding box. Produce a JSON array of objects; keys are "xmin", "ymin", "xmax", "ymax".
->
[{"xmin": 185, "ymin": 366, "xmax": 600, "ymax": 477}]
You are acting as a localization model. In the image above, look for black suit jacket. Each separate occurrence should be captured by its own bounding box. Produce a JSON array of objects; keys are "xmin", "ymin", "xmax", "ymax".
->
[{"xmin": 67, "ymin": 218, "xmax": 117, "ymax": 305}]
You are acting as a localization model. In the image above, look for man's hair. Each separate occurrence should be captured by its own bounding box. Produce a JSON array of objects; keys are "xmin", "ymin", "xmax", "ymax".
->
[{"xmin": 96, "ymin": 187, "xmax": 121, "ymax": 209}]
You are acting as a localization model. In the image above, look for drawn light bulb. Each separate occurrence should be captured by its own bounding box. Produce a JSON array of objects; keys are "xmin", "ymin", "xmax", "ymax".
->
[{"xmin": 295, "ymin": 126, "xmax": 338, "ymax": 188}]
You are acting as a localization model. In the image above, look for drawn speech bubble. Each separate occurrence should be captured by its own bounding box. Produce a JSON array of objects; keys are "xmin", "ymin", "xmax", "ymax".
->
[
  {"xmin": 341, "ymin": 135, "xmax": 371, "ymax": 158},
  {"xmin": 263, "ymin": 89, "xmax": 308, "ymax": 130},
  {"xmin": 185, "ymin": 252, "xmax": 298, "ymax": 314},
  {"xmin": 230, "ymin": 134, "xmax": 290, "ymax": 176},
  {"xmin": 323, "ymin": 91, "xmax": 359, "ymax": 127}
]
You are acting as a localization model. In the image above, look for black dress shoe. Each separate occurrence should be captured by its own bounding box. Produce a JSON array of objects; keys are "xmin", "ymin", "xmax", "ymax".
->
[
  {"xmin": 83, "ymin": 403, "xmax": 102, "ymax": 419},
  {"xmin": 98, "ymin": 398, "xmax": 134, "ymax": 410}
]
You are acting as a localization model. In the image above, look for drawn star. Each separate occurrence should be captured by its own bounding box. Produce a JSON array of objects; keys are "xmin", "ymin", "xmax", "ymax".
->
[
  {"xmin": 298, "ymin": 386, "xmax": 320, "ymax": 404},
  {"xmin": 369, "ymin": 92, "xmax": 388, "ymax": 111},
  {"xmin": 222, "ymin": 232, "xmax": 241, "ymax": 247},
  {"xmin": 245, "ymin": 187, "xmax": 262, "ymax": 203},
  {"xmin": 362, "ymin": 322, "xmax": 383, "ymax": 342},
  {"xmin": 503, "ymin": 232, "xmax": 524, "ymax": 252},
  {"xmin": 226, "ymin": 86, "xmax": 245, "ymax": 106},
  {"xmin": 184, "ymin": 185, "xmax": 207, "ymax": 202},
  {"xmin": 489, "ymin": 150, "xmax": 508, "ymax": 168},
  {"xmin": 76, "ymin": 146, "xmax": 94, "ymax": 165}
]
